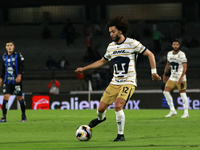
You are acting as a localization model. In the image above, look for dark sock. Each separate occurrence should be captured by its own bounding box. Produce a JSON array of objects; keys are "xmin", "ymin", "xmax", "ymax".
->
[
  {"xmin": 2, "ymin": 100, "xmax": 8, "ymax": 118},
  {"xmin": 19, "ymin": 99, "xmax": 26, "ymax": 115}
]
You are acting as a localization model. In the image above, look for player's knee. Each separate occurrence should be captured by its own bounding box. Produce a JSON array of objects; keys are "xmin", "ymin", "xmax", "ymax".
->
[
  {"xmin": 97, "ymin": 107, "xmax": 106, "ymax": 113},
  {"xmin": 114, "ymin": 105, "xmax": 123, "ymax": 112},
  {"xmin": 4, "ymin": 95, "xmax": 10, "ymax": 100},
  {"xmin": 17, "ymin": 96, "xmax": 23, "ymax": 101},
  {"xmin": 98, "ymin": 101, "xmax": 108, "ymax": 112},
  {"xmin": 115, "ymin": 98, "xmax": 125, "ymax": 111},
  {"xmin": 163, "ymin": 91, "xmax": 168, "ymax": 95}
]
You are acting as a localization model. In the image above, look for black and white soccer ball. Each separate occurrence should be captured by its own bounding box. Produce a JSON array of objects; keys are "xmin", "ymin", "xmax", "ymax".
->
[{"xmin": 75, "ymin": 125, "xmax": 92, "ymax": 141}]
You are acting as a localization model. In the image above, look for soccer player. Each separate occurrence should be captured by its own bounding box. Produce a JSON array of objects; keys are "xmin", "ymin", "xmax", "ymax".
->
[
  {"xmin": 75, "ymin": 16, "xmax": 161, "ymax": 141},
  {"xmin": 0, "ymin": 41, "xmax": 27, "ymax": 122},
  {"xmin": 163, "ymin": 39, "xmax": 189, "ymax": 118}
]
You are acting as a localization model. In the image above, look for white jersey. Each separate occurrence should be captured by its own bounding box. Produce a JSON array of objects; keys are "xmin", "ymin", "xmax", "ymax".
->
[
  {"xmin": 104, "ymin": 37, "xmax": 146, "ymax": 86},
  {"xmin": 167, "ymin": 50, "xmax": 187, "ymax": 81}
]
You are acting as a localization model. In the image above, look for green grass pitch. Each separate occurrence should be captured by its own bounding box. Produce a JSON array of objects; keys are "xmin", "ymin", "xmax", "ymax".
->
[{"xmin": 0, "ymin": 109, "xmax": 199, "ymax": 150}]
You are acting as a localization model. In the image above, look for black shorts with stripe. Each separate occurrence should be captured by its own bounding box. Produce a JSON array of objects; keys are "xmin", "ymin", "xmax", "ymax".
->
[{"xmin": 3, "ymin": 82, "xmax": 23, "ymax": 96}]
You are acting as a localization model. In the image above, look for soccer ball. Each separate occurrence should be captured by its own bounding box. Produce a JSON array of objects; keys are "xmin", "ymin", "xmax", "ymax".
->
[{"xmin": 75, "ymin": 125, "xmax": 92, "ymax": 141}]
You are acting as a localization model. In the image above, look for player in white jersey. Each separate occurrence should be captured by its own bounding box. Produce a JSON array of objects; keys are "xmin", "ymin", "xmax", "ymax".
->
[
  {"xmin": 75, "ymin": 15, "xmax": 161, "ymax": 141},
  {"xmin": 163, "ymin": 39, "xmax": 189, "ymax": 118},
  {"xmin": 105, "ymin": 38, "xmax": 146, "ymax": 87}
]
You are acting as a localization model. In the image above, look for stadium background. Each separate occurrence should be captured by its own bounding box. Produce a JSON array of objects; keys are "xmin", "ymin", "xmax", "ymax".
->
[{"xmin": 0, "ymin": 0, "xmax": 199, "ymax": 110}]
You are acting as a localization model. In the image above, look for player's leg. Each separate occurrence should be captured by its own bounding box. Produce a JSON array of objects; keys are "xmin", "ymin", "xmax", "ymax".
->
[
  {"xmin": 15, "ymin": 83, "xmax": 27, "ymax": 122},
  {"xmin": 0, "ymin": 94, "xmax": 10, "ymax": 122},
  {"xmin": 97, "ymin": 101, "xmax": 108, "ymax": 120},
  {"xmin": 88, "ymin": 84, "xmax": 116, "ymax": 128},
  {"xmin": 88, "ymin": 101, "xmax": 108, "ymax": 128},
  {"xmin": 180, "ymin": 92, "xmax": 189, "ymax": 118},
  {"xmin": 0, "ymin": 83, "xmax": 13, "ymax": 122},
  {"xmin": 17, "ymin": 96, "xmax": 27, "ymax": 122},
  {"xmin": 114, "ymin": 84, "xmax": 135, "ymax": 142},
  {"xmin": 177, "ymin": 82, "xmax": 189, "ymax": 118},
  {"xmin": 163, "ymin": 80, "xmax": 177, "ymax": 117},
  {"xmin": 114, "ymin": 98, "xmax": 126, "ymax": 141}
]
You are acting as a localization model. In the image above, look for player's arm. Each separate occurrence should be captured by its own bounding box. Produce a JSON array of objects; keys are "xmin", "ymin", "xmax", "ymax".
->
[
  {"xmin": 75, "ymin": 57, "xmax": 108, "ymax": 73},
  {"xmin": 178, "ymin": 63, "xmax": 187, "ymax": 84},
  {"xmin": 0, "ymin": 59, "xmax": 5, "ymax": 86},
  {"xmin": 163, "ymin": 61, "xmax": 170, "ymax": 83},
  {"xmin": 15, "ymin": 53, "xmax": 25, "ymax": 83},
  {"xmin": 18, "ymin": 53, "xmax": 25, "ymax": 75},
  {"xmin": 143, "ymin": 49, "xmax": 161, "ymax": 81}
]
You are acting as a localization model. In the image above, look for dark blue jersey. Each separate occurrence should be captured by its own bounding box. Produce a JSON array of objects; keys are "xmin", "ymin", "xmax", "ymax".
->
[{"xmin": 1, "ymin": 51, "xmax": 24, "ymax": 84}]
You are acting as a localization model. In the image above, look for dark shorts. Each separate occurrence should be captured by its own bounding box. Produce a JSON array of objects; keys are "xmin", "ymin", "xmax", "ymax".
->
[{"xmin": 3, "ymin": 83, "xmax": 23, "ymax": 96}]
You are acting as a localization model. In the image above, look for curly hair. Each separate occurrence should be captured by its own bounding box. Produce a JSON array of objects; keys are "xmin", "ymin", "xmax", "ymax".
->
[{"xmin": 106, "ymin": 15, "xmax": 130, "ymax": 35}]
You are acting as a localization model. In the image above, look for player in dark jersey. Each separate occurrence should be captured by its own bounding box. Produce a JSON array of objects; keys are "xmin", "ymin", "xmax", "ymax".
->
[{"xmin": 0, "ymin": 41, "xmax": 26, "ymax": 122}]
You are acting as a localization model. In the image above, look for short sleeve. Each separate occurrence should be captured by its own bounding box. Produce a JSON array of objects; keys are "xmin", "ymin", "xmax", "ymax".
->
[
  {"xmin": 104, "ymin": 46, "xmax": 111, "ymax": 61},
  {"xmin": 131, "ymin": 40, "xmax": 146, "ymax": 54},
  {"xmin": 182, "ymin": 53, "xmax": 187, "ymax": 63}
]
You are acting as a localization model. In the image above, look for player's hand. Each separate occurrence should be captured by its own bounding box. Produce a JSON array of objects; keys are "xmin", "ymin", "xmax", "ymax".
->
[
  {"xmin": 75, "ymin": 67, "xmax": 84, "ymax": 73},
  {"xmin": 163, "ymin": 75, "xmax": 168, "ymax": 83},
  {"xmin": 0, "ymin": 78, "xmax": 2, "ymax": 86},
  {"xmin": 15, "ymin": 75, "xmax": 21, "ymax": 83},
  {"xmin": 152, "ymin": 73, "xmax": 161, "ymax": 81},
  {"xmin": 178, "ymin": 77, "xmax": 183, "ymax": 84}
]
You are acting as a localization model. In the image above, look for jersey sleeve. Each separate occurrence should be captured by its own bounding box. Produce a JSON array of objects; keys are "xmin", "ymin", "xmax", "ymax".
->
[
  {"xmin": 103, "ymin": 46, "xmax": 111, "ymax": 61},
  {"xmin": 131, "ymin": 39, "xmax": 146, "ymax": 54},
  {"xmin": 167, "ymin": 52, "xmax": 170, "ymax": 62},
  {"xmin": 18, "ymin": 52, "xmax": 25, "ymax": 61},
  {"xmin": 1, "ymin": 55, "xmax": 5, "ymax": 79},
  {"xmin": 18, "ymin": 52, "xmax": 25, "ymax": 75},
  {"xmin": 182, "ymin": 52, "xmax": 187, "ymax": 63}
]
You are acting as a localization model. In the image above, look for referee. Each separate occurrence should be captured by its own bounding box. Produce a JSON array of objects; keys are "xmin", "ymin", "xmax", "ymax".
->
[{"xmin": 0, "ymin": 41, "xmax": 26, "ymax": 122}]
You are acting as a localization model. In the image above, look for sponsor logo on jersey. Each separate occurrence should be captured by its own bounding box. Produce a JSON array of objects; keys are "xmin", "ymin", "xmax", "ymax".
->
[
  {"xmin": 115, "ymin": 78, "xmax": 127, "ymax": 82},
  {"xmin": 170, "ymin": 58, "xmax": 177, "ymax": 60},
  {"xmin": 138, "ymin": 44, "xmax": 143, "ymax": 50},
  {"xmin": 6, "ymin": 58, "xmax": 16, "ymax": 62},
  {"xmin": 7, "ymin": 67, "xmax": 14, "ymax": 75},
  {"xmin": 113, "ymin": 50, "xmax": 129, "ymax": 54},
  {"xmin": 172, "ymin": 75, "xmax": 178, "ymax": 78}
]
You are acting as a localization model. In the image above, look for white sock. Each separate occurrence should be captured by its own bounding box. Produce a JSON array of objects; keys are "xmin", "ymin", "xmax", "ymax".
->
[
  {"xmin": 180, "ymin": 93, "xmax": 188, "ymax": 114},
  {"xmin": 163, "ymin": 91, "xmax": 175, "ymax": 111},
  {"xmin": 97, "ymin": 110, "xmax": 106, "ymax": 120},
  {"xmin": 115, "ymin": 110, "xmax": 125, "ymax": 135}
]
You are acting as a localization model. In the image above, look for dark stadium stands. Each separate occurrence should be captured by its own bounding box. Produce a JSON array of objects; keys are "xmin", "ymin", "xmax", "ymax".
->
[{"xmin": 0, "ymin": 21, "xmax": 199, "ymax": 93}]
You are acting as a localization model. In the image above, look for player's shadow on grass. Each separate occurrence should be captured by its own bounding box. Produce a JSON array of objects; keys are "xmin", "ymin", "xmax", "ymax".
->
[
  {"xmin": 135, "ymin": 117, "xmax": 168, "ymax": 120},
  {"xmin": 72, "ymin": 144, "xmax": 199, "ymax": 149},
  {"xmin": 0, "ymin": 140, "xmax": 59, "ymax": 144}
]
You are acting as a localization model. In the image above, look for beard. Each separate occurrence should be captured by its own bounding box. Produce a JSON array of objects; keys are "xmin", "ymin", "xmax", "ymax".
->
[
  {"xmin": 173, "ymin": 47, "xmax": 180, "ymax": 51},
  {"xmin": 112, "ymin": 35, "xmax": 121, "ymax": 43}
]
